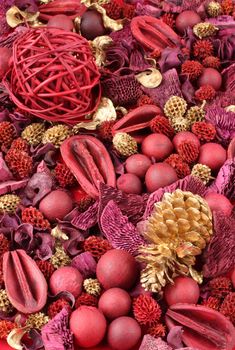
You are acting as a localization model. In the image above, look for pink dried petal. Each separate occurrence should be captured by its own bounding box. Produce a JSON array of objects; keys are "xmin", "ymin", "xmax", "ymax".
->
[
  {"xmin": 71, "ymin": 201, "xmax": 99, "ymax": 231},
  {"xmin": 0, "ymin": 179, "xmax": 28, "ymax": 196},
  {"xmin": 71, "ymin": 252, "xmax": 97, "ymax": 278},
  {"xmin": 139, "ymin": 335, "xmax": 172, "ymax": 350},
  {"xmin": 0, "ymin": 153, "xmax": 13, "ymax": 181}
]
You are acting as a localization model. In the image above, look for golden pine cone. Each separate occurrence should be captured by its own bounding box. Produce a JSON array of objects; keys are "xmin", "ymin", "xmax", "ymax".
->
[
  {"xmin": 83, "ymin": 278, "xmax": 101, "ymax": 296},
  {"xmin": 113, "ymin": 132, "xmax": 138, "ymax": 157},
  {"xmin": 164, "ymin": 96, "xmax": 187, "ymax": 119},
  {"xmin": 193, "ymin": 23, "xmax": 218, "ymax": 39},
  {"xmin": 0, "ymin": 289, "xmax": 14, "ymax": 313},
  {"xmin": 26, "ymin": 312, "xmax": 49, "ymax": 330},
  {"xmin": 50, "ymin": 243, "xmax": 71, "ymax": 269},
  {"xmin": 21, "ymin": 123, "xmax": 46, "ymax": 146},
  {"xmin": 0, "ymin": 194, "xmax": 20, "ymax": 214},
  {"xmin": 42, "ymin": 125, "xmax": 71, "ymax": 148},
  {"xmin": 137, "ymin": 189, "xmax": 213, "ymax": 292},
  {"xmin": 170, "ymin": 117, "xmax": 190, "ymax": 132},
  {"xmin": 186, "ymin": 105, "xmax": 206, "ymax": 125},
  {"xmin": 207, "ymin": 1, "xmax": 222, "ymax": 17},
  {"xmin": 191, "ymin": 164, "xmax": 212, "ymax": 184}
]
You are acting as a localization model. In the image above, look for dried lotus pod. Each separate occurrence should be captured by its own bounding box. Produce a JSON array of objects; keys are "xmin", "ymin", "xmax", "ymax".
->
[
  {"xmin": 166, "ymin": 304, "xmax": 235, "ymax": 350},
  {"xmin": 3, "ymin": 250, "xmax": 48, "ymax": 313},
  {"xmin": 164, "ymin": 96, "xmax": 187, "ymax": 119},
  {"xmin": 186, "ymin": 103, "xmax": 206, "ymax": 124},
  {"xmin": 193, "ymin": 23, "xmax": 218, "ymax": 39},
  {"xmin": 0, "ymin": 194, "xmax": 20, "ymax": 214},
  {"xmin": 170, "ymin": 117, "xmax": 190, "ymax": 132}
]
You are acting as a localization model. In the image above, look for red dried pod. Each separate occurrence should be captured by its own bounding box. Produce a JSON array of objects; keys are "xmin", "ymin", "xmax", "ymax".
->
[
  {"xmin": 166, "ymin": 304, "xmax": 235, "ymax": 350},
  {"xmin": 3, "ymin": 250, "xmax": 48, "ymax": 314},
  {"xmin": 39, "ymin": 0, "xmax": 86, "ymax": 21},
  {"xmin": 112, "ymin": 105, "xmax": 162, "ymax": 143},
  {"xmin": 130, "ymin": 16, "xmax": 180, "ymax": 52},
  {"xmin": 61, "ymin": 135, "xmax": 116, "ymax": 198}
]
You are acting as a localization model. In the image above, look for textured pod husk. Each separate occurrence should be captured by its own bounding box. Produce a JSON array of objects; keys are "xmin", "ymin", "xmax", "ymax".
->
[
  {"xmin": 3, "ymin": 250, "xmax": 48, "ymax": 314},
  {"xmin": 131, "ymin": 16, "xmax": 180, "ymax": 52},
  {"xmin": 39, "ymin": 0, "xmax": 86, "ymax": 20},
  {"xmin": 61, "ymin": 135, "xmax": 116, "ymax": 198},
  {"xmin": 112, "ymin": 105, "xmax": 162, "ymax": 143},
  {"xmin": 166, "ymin": 304, "xmax": 235, "ymax": 350}
]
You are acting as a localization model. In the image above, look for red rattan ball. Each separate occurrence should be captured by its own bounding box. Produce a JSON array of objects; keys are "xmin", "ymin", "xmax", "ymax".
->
[{"xmin": 4, "ymin": 28, "xmax": 101, "ymax": 125}]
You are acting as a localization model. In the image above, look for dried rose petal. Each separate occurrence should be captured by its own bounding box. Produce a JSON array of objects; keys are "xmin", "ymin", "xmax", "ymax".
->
[
  {"xmin": 139, "ymin": 335, "xmax": 172, "ymax": 350},
  {"xmin": 71, "ymin": 252, "xmax": 97, "ymax": 278}
]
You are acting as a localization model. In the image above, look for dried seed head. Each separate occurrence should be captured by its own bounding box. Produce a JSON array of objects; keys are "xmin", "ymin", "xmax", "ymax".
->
[
  {"xmin": 113, "ymin": 132, "xmax": 138, "ymax": 157},
  {"xmin": 21, "ymin": 123, "xmax": 46, "ymax": 146},
  {"xmin": 26, "ymin": 312, "xmax": 49, "ymax": 330},
  {"xmin": 83, "ymin": 278, "xmax": 101, "ymax": 296},
  {"xmin": 191, "ymin": 164, "xmax": 212, "ymax": 184},
  {"xmin": 164, "ymin": 96, "xmax": 187, "ymax": 119},
  {"xmin": 170, "ymin": 117, "xmax": 190, "ymax": 132},
  {"xmin": 207, "ymin": 2, "xmax": 222, "ymax": 17},
  {"xmin": 0, "ymin": 289, "xmax": 14, "ymax": 314},
  {"xmin": 42, "ymin": 125, "xmax": 71, "ymax": 148},
  {"xmin": 50, "ymin": 243, "xmax": 71, "ymax": 269},
  {"xmin": 193, "ymin": 23, "xmax": 218, "ymax": 39},
  {"xmin": 186, "ymin": 105, "xmax": 206, "ymax": 124},
  {"xmin": 0, "ymin": 194, "xmax": 20, "ymax": 214}
]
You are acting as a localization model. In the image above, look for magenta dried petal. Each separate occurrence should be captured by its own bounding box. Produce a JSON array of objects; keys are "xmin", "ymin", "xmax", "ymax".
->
[
  {"xmin": 61, "ymin": 228, "xmax": 84, "ymax": 257},
  {"xmin": 158, "ymin": 47, "xmax": 185, "ymax": 73},
  {"xmin": 203, "ymin": 212, "xmax": 235, "ymax": 278},
  {"xmin": 135, "ymin": 2, "xmax": 162, "ymax": 17},
  {"xmin": 100, "ymin": 200, "xmax": 145, "ymax": 255},
  {"xmin": 139, "ymin": 335, "xmax": 172, "ymax": 350},
  {"xmin": 32, "ymin": 143, "xmax": 56, "ymax": 161},
  {"xmin": 167, "ymin": 326, "xmax": 184, "ymax": 349},
  {"xmin": 0, "ymin": 153, "xmax": 13, "ymax": 181},
  {"xmin": 222, "ymin": 63, "xmax": 235, "ymax": 93},
  {"xmin": 41, "ymin": 308, "xmax": 74, "ymax": 350},
  {"xmin": 71, "ymin": 201, "xmax": 99, "ymax": 231},
  {"xmin": 0, "ymin": 179, "xmax": 28, "ymax": 196},
  {"xmin": 34, "ymin": 233, "xmax": 55, "ymax": 260},
  {"xmin": 15, "ymin": 0, "xmax": 38, "ymax": 13},
  {"xmin": 25, "ymin": 172, "xmax": 53, "ymax": 206},
  {"xmin": 181, "ymin": 79, "xmax": 195, "ymax": 104},
  {"xmin": 110, "ymin": 24, "xmax": 133, "ymax": 46},
  {"xmin": 23, "ymin": 329, "xmax": 43, "ymax": 350},
  {"xmin": 208, "ymin": 159, "xmax": 235, "ymax": 200},
  {"xmin": 14, "ymin": 223, "xmax": 34, "ymax": 252},
  {"xmin": 144, "ymin": 176, "xmax": 207, "ymax": 219},
  {"xmin": 0, "ymin": 26, "xmax": 27, "ymax": 48},
  {"xmin": 71, "ymin": 252, "xmax": 96, "ymax": 278}
]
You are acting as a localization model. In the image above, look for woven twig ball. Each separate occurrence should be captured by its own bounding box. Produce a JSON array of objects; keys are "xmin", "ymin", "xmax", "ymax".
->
[{"xmin": 4, "ymin": 28, "xmax": 101, "ymax": 125}]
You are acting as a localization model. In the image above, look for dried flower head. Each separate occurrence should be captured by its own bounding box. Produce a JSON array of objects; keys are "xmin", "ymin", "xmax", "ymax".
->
[
  {"xmin": 221, "ymin": 0, "xmax": 234, "ymax": 15},
  {"xmin": 177, "ymin": 141, "xmax": 200, "ymax": 163},
  {"xmin": 220, "ymin": 292, "xmax": 235, "ymax": 324},
  {"xmin": 165, "ymin": 154, "xmax": 191, "ymax": 179},
  {"xmin": 98, "ymin": 120, "xmax": 116, "ymax": 141},
  {"xmin": 164, "ymin": 96, "xmax": 187, "ymax": 119},
  {"xmin": 75, "ymin": 292, "xmax": 98, "ymax": 308},
  {"xmin": 122, "ymin": 3, "xmax": 135, "ymax": 19},
  {"xmin": 26, "ymin": 312, "xmax": 49, "ymax": 330},
  {"xmin": 207, "ymin": 2, "xmax": 222, "ymax": 17},
  {"xmin": 181, "ymin": 60, "xmax": 203, "ymax": 80},
  {"xmin": 0, "ymin": 320, "xmax": 16, "ymax": 340},
  {"xmin": 209, "ymin": 277, "xmax": 232, "ymax": 298},
  {"xmin": 133, "ymin": 295, "xmax": 161, "ymax": 326},
  {"xmin": 191, "ymin": 164, "xmax": 212, "ymax": 184},
  {"xmin": 138, "ymin": 190, "xmax": 213, "ymax": 292},
  {"xmin": 193, "ymin": 40, "xmax": 214, "ymax": 59},
  {"xmin": 195, "ymin": 85, "xmax": 216, "ymax": 101},
  {"xmin": 54, "ymin": 163, "xmax": 76, "ymax": 188},
  {"xmin": 0, "ymin": 194, "xmax": 20, "ymax": 214},
  {"xmin": 47, "ymin": 298, "xmax": 71, "ymax": 319},
  {"xmin": 42, "ymin": 125, "xmax": 71, "ymax": 148},
  {"xmin": 162, "ymin": 13, "xmax": 175, "ymax": 28},
  {"xmin": 103, "ymin": 0, "xmax": 123, "ymax": 20},
  {"xmin": 5, "ymin": 149, "xmax": 33, "ymax": 179},
  {"xmin": 202, "ymin": 296, "xmax": 220, "ymax": 310},
  {"xmin": 83, "ymin": 236, "xmax": 112, "ymax": 260},
  {"xmin": 22, "ymin": 206, "xmax": 51, "ymax": 230},
  {"xmin": 50, "ymin": 243, "xmax": 71, "ymax": 269},
  {"xmin": 36, "ymin": 260, "xmax": 55, "ymax": 281},
  {"xmin": 0, "ymin": 121, "xmax": 16, "ymax": 148},
  {"xmin": 202, "ymin": 56, "xmax": 220, "ymax": 69},
  {"xmin": 150, "ymin": 115, "xmax": 175, "ymax": 138},
  {"xmin": 83, "ymin": 278, "xmax": 101, "ymax": 296},
  {"xmin": 10, "ymin": 137, "xmax": 29, "ymax": 153},
  {"xmin": 170, "ymin": 117, "xmax": 190, "ymax": 132},
  {"xmin": 138, "ymin": 94, "xmax": 154, "ymax": 106},
  {"xmin": 21, "ymin": 123, "xmax": 45, "ymax": 146},
  {"xmin": 113, "ymin": 132, "xmax": 138, "ymax": 157},
  {"xmin": 147, "ymin": 323, "xmax": 166, "ymax": 338},
  {"xmin": 193, "ymin": 23, "xmax": 218, "ymax": 39},
  {"xmin": 192, "ymin": 121, "xmax": 216, "ymax": 142},
  {"xmin": 0, "ymin": 289, "xmax": 14, "ymax": 313}
]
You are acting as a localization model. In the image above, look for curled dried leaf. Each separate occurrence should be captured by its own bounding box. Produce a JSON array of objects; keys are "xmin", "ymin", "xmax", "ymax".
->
[
  {"xmin": 91, "ymin": 35, "xmax": 113, "ymax": 67},
  {"xmin": 6, "ymin": 6, "xmax": 39, "ymax": 28},
  {"xmin": 225, "ymin": 105, "xmax": 235, "ymax": 113},
  {"xmin": 7, "ymin": 326, "xmax": 30, "ymax": 350},
  {"xmin": 135, "ymin": 68, "xmax": 162, "ymax": 88}
]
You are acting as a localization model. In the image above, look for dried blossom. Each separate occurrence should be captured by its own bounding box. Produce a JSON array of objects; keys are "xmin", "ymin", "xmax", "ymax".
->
[
  {"xmin": 208, "ymin": 159, "xmax": 235, "ymax": 200},
  {"xmin": 71, "ymin": 252, "xmax": 97, "ymax": 278},
  {"xmin": 133, "ymin": 294, "xmax": 161, "ymax": 326}
]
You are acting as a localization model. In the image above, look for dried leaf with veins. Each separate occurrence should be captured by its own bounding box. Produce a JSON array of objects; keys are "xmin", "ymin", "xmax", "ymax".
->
[
  {"xmin": 91, "ymin": 35, "xmax": 113, "ymax": 67},
  {"xmin": 135, "ymin": 68, "xmax": 162, "ymax": 88}
]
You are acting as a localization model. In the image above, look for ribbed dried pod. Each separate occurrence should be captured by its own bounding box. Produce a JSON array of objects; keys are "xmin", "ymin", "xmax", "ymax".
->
[
  {"xmin": 83, "ymin": 278, "xmax": 101, "ymax": 296},
  {"xmin": 191, "ymin": 164, "xmax": 212, "ymax": 184},
  {"xmin": 207, "ymin": 1, "xmax": 222, "ymax": 17},
  {"xmin": 50, "ymin": 243, "xmax": 71, "ymax": 269},
  {"xmin": 113, "ymin": 132, "xmax": 138, "ymax": 157},
  {"xmin": 42, "ymin": 125, "xmax": 71, "ymax": 148},
  {"xmin": 0, "ymin": 194, "xmax": 20, "ymax": 214},
  {"xmin": 193, "ymin": 23, "xmax": 218, "ymax": 39},
  {"xmin": 26, "ymin": 312, "xmax": 49, "ymax": 330},
  {"xmin": 164, "ymin": 96, "xmax": 187, "ymax": 119},
  {"xmin": 170, "ymin": 117, "xmax": 190, "ymax": 132},
  {"xmin": 137, "ymin": 190, "xmax": 213, "ymax": 292},
  {"xmin": 21, "ymin": 123, "xmax": 46, "ymax": 146},
  {"xmin": 0, "ymin": 289, "xmax": 14, "ymax": 313},
  {"xmin": 186, "ymin": 103, "xmax": 206, "ymax": 124}
]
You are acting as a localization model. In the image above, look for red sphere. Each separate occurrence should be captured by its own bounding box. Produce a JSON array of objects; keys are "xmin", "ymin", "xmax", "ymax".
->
[
  {"xmin": 125, "ymin": 154, "xmax": 151, "ymax": 178},
  {"xmin": 39, "ymin": 190, "xmax": 73, "ymax": 221},
  {"xmin": 107, "ymin": 316, "xmax": 141, "ymax": 350},
  {"xmin": 117, "ymin": 173, "xmax": 142, "ymax": 195},
  {"xmin": 145, "ymin": 163, "xmax": 178, "ymax": 193},
  {"xmin": 164, "ymin": 276, "xmax": 200, "ymax": 306},
  {"xmin": 70, "ymin": 306, "xmax": 107, "ymax": 348},
  {"xmin": 98, "ymin": 288, "xmax": 132, "ymax": 320},
  {"xmin": 47, "ymin": 15, "xmax": 74, "ymax": 31},
  {"xmin": 142, "ymin": 133, "xmax": 174, "ymax": 161},
  {"xmin": 204, "ymin": 192, "xmax": 233, "ymax": 217},
  {"xmin": 80, "ymin": 10, "xmax": 107, "ymax": 40},
  {"xmin": 173, "ymin": 131, "xmax": 200, "ymax": 150},
  {"xmin": 49, "ymin": 266, "xmax": 83, "ymax": 298},
  {"xmin": 96, "ymin": 249, "xmax": 139, "ymax": 290},
  {"xmin": 198, "ymin": 68, "xmax": 222, "ymax": 91},
  {"xmin": 199, "ymin": 143, "xmax": 227, "ymax": 172},
  {"xmin": 0, "ymin": 47, "xmax": 12, "ymax": 78},
  {"xmin": 175, "ymin": 11, "xmax": 201, "ymax": 34}
]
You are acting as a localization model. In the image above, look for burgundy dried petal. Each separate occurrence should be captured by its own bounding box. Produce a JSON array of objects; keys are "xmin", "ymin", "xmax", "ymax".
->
[
  {"xmin": 14, "ymin": 224, "xmax": 34, "ymax": 252},
  {"xmin": 100, "ymin": 200, "xmax": 145, "ymax": 255},
  {"xmin": 222, "ymin": 63, "xmax": 235, "ymax": 93},
  {"xmin": 158, "ymin": 47, "xmax": 185, "ymax": 73},
  {"xmin": 62, "ymin": 229, "xmax": 84, "ymax": 257},
  {"xmin": 0, "ymin": 179, "xmax": 28, "ymax": 196},
  {"xmin": 139, "ymin": 335, "xmax": 172, "ymax": 350},
  {"xmin": 25, "ymin": 172, "xmax": 53, "ymax": 206},
  {"xmin": 34, "ymin": 233, "xmax": 55, "ymax": 260},
  {"xmin": 0, "ymin": 153, "xmax": 13, "ymax": 181},
  {"xmin": 167, "ymin": 326, "xmax": 184, "ymax": 349},
  {"xmin": 3, "ymin": 250, "xmax": 48, "ymax": 313},
  {"xmin": 166, "ymin": 304, "xmax": 235, "ymax": 350},
  {"xmin": 71, "ymin": 252, "xmax": 97, "ymax": 278},
  {"xmin": 70, "ymin": 201, "xmax": 99, "ymax": 231}
]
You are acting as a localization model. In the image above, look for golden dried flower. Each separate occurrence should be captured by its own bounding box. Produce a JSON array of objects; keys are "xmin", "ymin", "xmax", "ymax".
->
[
  {"xmin": 193, "ymin": 23, "xmax": 218, "ymax": 39},
  {"xmin": 207, "ymin": 1, "xmax": 222, "ymax": 17},
  {"xmin": 191, "ymin": 164, "xmax": 213, "ymax": 184},
  {"xmin": 137, "ymin": 190, "xmax": 213, "ymax": 292},
  {"xmin": 0, "ymin": 194, "xmax": 20, "ymax": 214},
  {"xmin": 164, "ymin": 96, "xmax": 187, "ymax": 119},
  {"xmin": 21, "ymin": 123, "xmax": 45, "ymax": 146},
  {"xmin": 50, "ymin": 243, "xmax": 71, "ymax": 269},
  {"xmin": 26, "ymin": 312, "xmax": 49, "ymax": 330},
  {"xmin": 170, "ymin": 117, "xmax": 190, "ymax": 132},
  {"xmin": 0, "ymin": 289, "xmax": 14, "ymax": 313},
  {"xmin": 83, "ymin": 278, "xmax": 101, "ymax": 296},
  {"xmin": 42, "ymin": 125, "xmax": 71, "ymax": 148},
  {"xmin": 113, "ymin": 132, "xmax": 138, "ymax": 157},
  {"xmin": 186, "ymin": 103, "xmax": 206, "ymax": 125}
]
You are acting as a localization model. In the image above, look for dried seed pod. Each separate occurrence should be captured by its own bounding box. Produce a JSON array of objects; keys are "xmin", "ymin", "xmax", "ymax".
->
[
  {"xmin": 207, "ymin": 2, "xmax": 222, "ymax": 17},
  {"xmin": 50, "ymin": 243, "xmax": 71, "ymax": 269},
  {"xmin": 21, "ymin": 123, "xmax": 46, "ymax": 146},
  {"xmin": 3, "ymin": 250, "xmax": 48, "ymax": 313},
  {"xmin": 42, "ymin": 125, "xmax": 71, "ymax": 148},
  {"xmin": 83, "ymin": 278, "xmax": 101, "ymax": 296},
  {"xmin": 26, "ymin": 312, "xmax": 49, "ymax": 330},
  {"xmin": 186, "ymin": 104, "xmax": 206, "ymax": 124},
  {"xmin": 191, "ymin": 164, "xmax": 212, "ymax": 184},
  {"xmin": 0, "ymin": 194, "xmax": 20, "ymax": 214},
  {"xmin": 164, "ymin": 96, "xmax": 187, "ymax": 119},
  {"xmin": 113, "ymin": 132, "xmax": 138, "ymax": 157},
  {"xmin": 193, "ymin": 23, "xmax": 218, "ymax": 39},
  {"xmin": 170, "ymin": 117, "xmax": 190, "ymax": 132},
  {"xmin": 0, "ymin": 289, "xmax": 14, "ymax": 313}
]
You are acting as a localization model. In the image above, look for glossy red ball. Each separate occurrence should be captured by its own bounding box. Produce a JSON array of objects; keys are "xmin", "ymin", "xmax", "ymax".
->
[
  {"xmin": 125, "ymin": 154, "xmax": 151, "ymax": 178},
  {"xmin": 70, "ymin": 306, "xmax": 107, "ymax": 348},
  {"xmin": 0, "ymin": 47, "xmax": 12, "ymax": 78},
  {"xmin": 49, "ymin": 266, "xmax": 83, "ymax": 298},
  {"xmin": 80, "ymin": 10, "xmax": 107, "ymax": 40},
  {"xmin": 107, "ymin": 316, "xmax": 141, "ymax": 350},
  {"xmin": 164, "ymin": 276, "xmax": 200, "ymax": 306},
  {"xmin": 39, "ymin": 190, "xmax": 73, "ymax": 221},
  {"xmin": 175, "ymin": 11, "xmax": 201, "ymax": 34},
  {"xmin": 204, "ymin": 192, "xmax": 233, "ymax": 217},
  {"xmin": 142, "ymin": 133, "xmax": 174, "ymax": 161},
  {"xmin": 117, "ymin": 173, "xmax": 142, "ymax": 195},
  {"xmin": 198, "ymin": 68, "xmax": 222, "ymax": 91},
  {"xmin": 198, "ymin": 143, "xmax": 227, "ymax": 172},
  {"xmin": 96, "ymin": 249, "xmax": 138, "ymax": 290},
  {"xmin": 145, "ymin": 163, "xmax": 178, "ymax": 193},
  {"xmin": 47, "ymin": 15, "xmax": 74, "ymax": 31},
  {"xmin": 98, "ymin": 288, "xmax": 132, "ymax": 320},
  {"xmin": 173, "ymin": 131, "xmax": 200, "ymax": 150}
]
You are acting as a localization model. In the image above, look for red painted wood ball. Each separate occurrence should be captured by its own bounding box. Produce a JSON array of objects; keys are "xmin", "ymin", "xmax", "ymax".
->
[
  {"xmin": 204, "ymin": 192, "xmax": 233, "ymax": 217},
  {"xmin": 142, "ymin": 133, "xmax": 174, "ymax": 161},
  {"xmin": 70, "ymin": 306, "xmax": 107, "ymax": 348},
  {"xmin": 164, "ymin": 276, "xmax": 200, "ymax": 306},
  {"xmin": 173, "ymin": 131, "xmax": 200, "ymax": 150},
  {"xmin": 198, "ymin": 68, "xmax": 222, "ymax": 91},
  {"xmin": 49, "ymin": 266, "xmax": 83, "ymax": 298},
  {"xmin": 80, "ymin": 10, "xmax": 107, "ymax": 40},
  {"xmin": 125, "ymin": 154, "xmax": 151, "ymax": 178},
  {"xmin": 198, "ymin": 143, "xmax": 227, "ymax": 172},
  {"xmin": 175, "ymin": 11, "xmax": 201, "ymax": 34},
  {"xmin": 117, "ymin": 173, "xmax": 142, "ymax": 195},
  {"xmin": 39, "ymin": 189, "xmax": 73, "ymax": 221},
  {"xmin": 98, "ymin": 288, "xmax": 132, "ymax": 320},
  {"xmin": 47, "ymin": 15, "xmax": 74, "ymax": 31},
  {"xmin": 145, "ymin": 163, "xmax": 178, "ymax": 193},
  {"xmin": 0, "ymin": 47, "xmax": 12, "ymax": 78},
  {"xmin": 107, "ymin": 316, "xmax": 141, "ymax": 350},
  {"xmin": 96, "ymin": 249, "xmax": 139, "ymax": 290}
]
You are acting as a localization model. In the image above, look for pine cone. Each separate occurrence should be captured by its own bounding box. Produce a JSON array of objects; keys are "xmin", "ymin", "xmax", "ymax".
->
[
  {"xmin": 207, "ymin": 1, "xmax": 222, "ymax": 17},
  {"xmin": 191, "ymin": 164, "xmax": 212, "ymax": 184},
  {"xmin": 113, "ymin": 132, "xmax": 138, "ymax": 157},
  {"xmin": 164, "ymin": 96, "xmax": 187, "ymax": 119},
  {"xmin": 0, "ymin": 289, "xmax": 14, "ymax": 313},
  {"xmin": 42, "ymin": 125, "xmax": 71, "ymax": 148},
  {"xmin": 83, "ymin": 278, "xmax": 101, "ymax": 296},
  {"xmin": 137, "ymin": 190, "xmax": 213, "ymax": 292},
  {"xmin": 26, "ymin": 312, "xmax": 49, "ymax": 330},
  {"xmin": 21, "ymin": 123, "xmax": 46, "ymax": 146},
  {"xmin": 193, "ymin": 23, "xmax": 218, "ymax": 39},
  {"xmin": 186, "ymin": 104, "xmax": 206, "ymax": 124},
  {"xmin": 50, "ymin": 243, "xmax": 71, "ymax": 269},
  {"xmin": 0, "ymin": 194, "xmax": 20, "ymax": 214},
  {"xmin": 170, "ymin": 117, "xmax": 190, "ymax": 132}
]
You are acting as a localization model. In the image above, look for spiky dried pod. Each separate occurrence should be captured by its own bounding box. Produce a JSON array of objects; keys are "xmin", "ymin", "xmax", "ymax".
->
[
  {"xmin": 191, "ymin": 164, "xmax": 212, "ymax": 184},
  {"xmin": 113, "ymin": 132, "xmax": 138, "ymax": 157},
  {"xmin": 193, "ymin": 23, "xmax": 218, "ymax": 39},
  {"xmin": 21, "ymin": 123, "xmax": 46, "ymax": 146}
]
